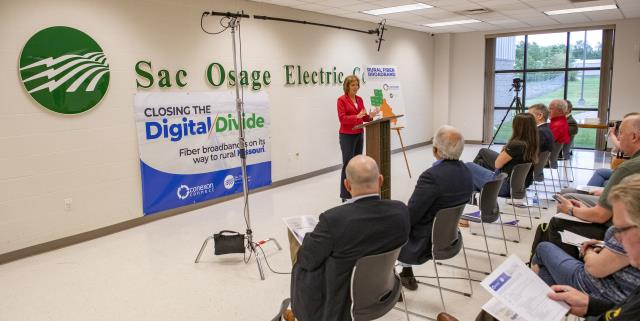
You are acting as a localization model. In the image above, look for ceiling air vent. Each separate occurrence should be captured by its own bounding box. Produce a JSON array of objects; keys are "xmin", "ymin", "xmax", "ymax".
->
[{"xmin": 458, "ymin": 8, "xmax": 491, "ymax": 15}]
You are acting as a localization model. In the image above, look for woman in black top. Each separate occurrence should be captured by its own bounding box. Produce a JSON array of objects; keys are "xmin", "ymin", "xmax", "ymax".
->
[{"xmin": 466, "ymin": 113, "xmax": 539, "ymax": 197}]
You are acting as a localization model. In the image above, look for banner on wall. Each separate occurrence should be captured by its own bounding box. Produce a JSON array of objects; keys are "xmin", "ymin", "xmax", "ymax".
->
[
  {"xmin": 134, "ymin": 91, "xmax": 271, "ymax": 215},
  {"xmin": 361, "ymin": 65, "xmax": 408, "ymax": 128}
]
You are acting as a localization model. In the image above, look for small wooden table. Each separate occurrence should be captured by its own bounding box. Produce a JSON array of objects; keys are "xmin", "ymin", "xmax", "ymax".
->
[
  {"xmin": 577, "ymin": 122, "xmax": 608, "ymax": 129},
  {"xmin": 577, "ymin": 121, "xmax": 609, "ymax": 150}
]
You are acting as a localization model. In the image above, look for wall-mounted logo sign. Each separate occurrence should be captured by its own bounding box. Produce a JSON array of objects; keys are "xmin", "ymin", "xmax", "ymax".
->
[{"xmin": 19, "ymin": 26, "xmax": 110, "ymax": 114}]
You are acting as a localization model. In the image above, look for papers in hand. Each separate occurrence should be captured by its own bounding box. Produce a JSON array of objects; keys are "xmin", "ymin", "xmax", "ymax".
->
[
  {"xmin": 576, "ymin": 185, "xmax": 604, "ymax": 194},
  {"xmin": 554, "ymin": 213, "xmax": 591, "ymax": 224},
  {"xmin": 559, "ymin": 230, "xmax": 605, "ymax": 248},
  {"xmin": 283, "ymin": 215, "xmax": 319, "ymax": 244},
  {"xmin": 480, "ymin": 255, "xmax": 569, "ymax": 321}
]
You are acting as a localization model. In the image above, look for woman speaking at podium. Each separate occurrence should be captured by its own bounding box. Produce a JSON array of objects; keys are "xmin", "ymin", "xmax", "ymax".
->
[{"xmin": 337, "ymin": 75, "xmax": 379, "ymax": 201}]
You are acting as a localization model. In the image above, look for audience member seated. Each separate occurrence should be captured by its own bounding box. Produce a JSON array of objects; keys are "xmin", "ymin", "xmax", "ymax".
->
[
  {"xmin": 397, "ymin": 126, "xmax": 473, "ymax": 290},
  {"xmin": 561, "ymin": 99, "xmax": 579, "ymax": 159},
  {"xmin": 284, "ymin": 155, "xmax": 410, "ymax": 321},
  {"xmin": 531, "ymin": 227, "xmax": 640, "ymax": 304},
  {"xmin": 586, "ymin": 128, "xmax": 621, "ymax": 187},
  {"xmin": 475, "ymin": 174, "xmax": 640, "ymax": 321},
  {"xmin": 528, "ymin": 103, "xmax": 553, "ymax": 180},
  {"xmin": 549, "ymin": 99, "xmax": 570, "ymax": 168},
  {"xmin": 466, "ymin": 113, "xmax": 538, "ymax": 198},
  {"xmin": 529, "ymin": 113, "xmax": 640, "ymax": 260}
]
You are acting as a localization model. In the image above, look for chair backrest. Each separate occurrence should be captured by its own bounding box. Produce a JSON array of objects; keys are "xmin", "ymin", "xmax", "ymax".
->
[
  {"xmin": 479, "ymin": 173, "xmax": 507, "ymax": 223},
  {"xmin": 509, "ymin": 162, "xmax": 532, "ymax": 199},
  {"xmin": 533, "ymin": 151, "xmax": 551, "ymax": 179},
  {"xmin": 350, "ymin": 246, "xmax": 403, "ymax": 321},
  {"xmin": 431, "ymin": 204, "xmax": 466, "ymax": 260}
]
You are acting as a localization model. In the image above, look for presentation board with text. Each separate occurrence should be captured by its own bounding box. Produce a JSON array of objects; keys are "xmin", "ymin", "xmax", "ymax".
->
[{"xmin": 134, "ymin": 91, "xmax": 271, "ymax": 215}]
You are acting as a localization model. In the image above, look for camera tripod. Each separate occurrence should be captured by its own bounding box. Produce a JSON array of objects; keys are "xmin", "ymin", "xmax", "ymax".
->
[{"xmin": 488, "ymin": 82, "xmax": 526, "ymax": 147}]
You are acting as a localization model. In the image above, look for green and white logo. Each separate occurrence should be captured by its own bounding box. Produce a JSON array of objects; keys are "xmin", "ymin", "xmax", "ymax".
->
[{"xmin": 19, "ymin": 26, "xmax": 109, "ymax": 114}]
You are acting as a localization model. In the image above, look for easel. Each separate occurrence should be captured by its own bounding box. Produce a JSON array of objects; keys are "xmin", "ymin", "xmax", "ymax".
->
[{"xmin": 392, "ymin": 127, "xmax": 411, "ymax": 178}]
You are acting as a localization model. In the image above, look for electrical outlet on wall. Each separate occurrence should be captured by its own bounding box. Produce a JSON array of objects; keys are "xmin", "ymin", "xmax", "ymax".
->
[{"xmin": 64, "ymin": 198, "xmax": 72, "ymax": 211}]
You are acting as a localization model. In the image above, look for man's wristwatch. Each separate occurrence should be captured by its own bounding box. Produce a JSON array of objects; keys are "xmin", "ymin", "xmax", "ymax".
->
[{"xmin": 568, "ymin": 207, "xmax": 574, "ymax": 216}]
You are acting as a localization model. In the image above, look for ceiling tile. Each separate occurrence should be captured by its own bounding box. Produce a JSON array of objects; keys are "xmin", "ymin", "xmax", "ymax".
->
[
  {"xmin": 546, "ymin": 13, "xmax": 591, "ymax": 23},
  {"xmin": 414, "ymin": 7, "xmax": 456, "ymax": 18},
  {"xmin": 318, "ymin": 7, "xmax": 351, "ymax": 15},
  {"xmin": 382, "ymin": 12, "xmax": 431, "ymax": 22},
  {"xmin": 315, "ymin": 0, "xmax": 364, "ymax": 7},
  {"xmin": 291, "ymin": 3, "xmax": 332, "ymax": 11},
  {"xmin": 340, "ymin": 3, "xmax": 383, "ymax": 12},
  {"xmin": 367, "ymin": 0, "xmax": 420, "ymax": 7},
  {"xmin": 582, "ymin": 10, "xmax": 625, "ymax": 21},
  {"xmin": 621, "ymin": 8, "xmax": 640, "ymax": 18}
]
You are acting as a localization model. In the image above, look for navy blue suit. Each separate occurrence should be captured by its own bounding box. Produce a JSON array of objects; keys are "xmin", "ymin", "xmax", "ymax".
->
[
  {"xmin": 398, "ymin": 160, "xmax": 473, "ymax": 265},
  {"xmin": 538, "ymin": 123, "xmax": 554, "ymax": 153}
]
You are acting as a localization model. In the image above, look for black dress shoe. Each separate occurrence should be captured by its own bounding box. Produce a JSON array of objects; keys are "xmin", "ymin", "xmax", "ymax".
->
[{"xmin": 399, "ymin": 267, "xmax": 418, "ymax": 291}]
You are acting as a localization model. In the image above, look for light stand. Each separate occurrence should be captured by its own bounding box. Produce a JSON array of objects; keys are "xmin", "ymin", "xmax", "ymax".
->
[
  {"xmin": 489, "ymin": 78, "xmax": 526, "ymax": 147},
  {"xmin": 195, "ymin": 11, "xmax": 281, "ymax": 281}
]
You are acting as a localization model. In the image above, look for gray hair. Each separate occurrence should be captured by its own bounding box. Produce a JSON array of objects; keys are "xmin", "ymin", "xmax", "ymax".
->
[
  {"xmin": 624, "ymin": 112, "xmax": 640, "ymax": 133},
  {"xmin": 550, "ymin": 99, "xmax": 568, "ymax": 113},
  {"xmin": 608, "ymin": 174, "xmax": 640, "ymax": 226},
  {"xmin": 433, "ymin": 125, "xmax": 464, "ymax": 160},
  {"xmin": 529, "ymin": 103, "xmax": 549, "ymax": 122},
  {"xmin": 345, "ymin": 155, "xmax": 380, "ymax": 189}
]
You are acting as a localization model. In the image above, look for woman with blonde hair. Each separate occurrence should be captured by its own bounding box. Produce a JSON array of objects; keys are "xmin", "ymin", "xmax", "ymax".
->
[{"xmin": 336, "ymin": 75, "xmax": 378, "ymax": 201}]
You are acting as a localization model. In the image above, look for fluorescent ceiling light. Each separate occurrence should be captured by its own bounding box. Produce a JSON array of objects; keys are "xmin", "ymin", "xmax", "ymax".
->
[
  {"xmin": 363, "ymin": 3, "xmax": 432, "ymax": 16},
  {"xmin": 424, "ymin": 19, "xmax": 480, "ymax": 27},
  {"xmin": 544, "ymin": 4, "xmax": 618, "ymax": 15}
]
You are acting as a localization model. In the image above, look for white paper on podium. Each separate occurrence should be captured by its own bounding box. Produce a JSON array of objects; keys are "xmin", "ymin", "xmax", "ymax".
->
[
  {"xmin": 283, "ymin": 215, "xmax": 319, "ymax": 244},
  {"xmin": 480, "ymin": 255, "xmax": 569, "ymax": 321}
]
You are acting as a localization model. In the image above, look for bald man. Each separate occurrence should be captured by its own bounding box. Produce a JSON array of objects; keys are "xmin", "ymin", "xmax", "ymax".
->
[{"xmin": 287, "ymin": 155, "xmax": 410, "ymax": 321}]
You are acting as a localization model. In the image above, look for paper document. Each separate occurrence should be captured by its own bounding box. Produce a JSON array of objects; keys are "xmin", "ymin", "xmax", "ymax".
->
[
  {"xmin": 283, "ymin": 215, "xmax": 319, "ymax": 244},
  {"xmin": 482, "ymin": 298, "xmax": 527, "ymax": 321},
  {"xmin": 559, "ymin": 230, "xmax": 604, "ymax": 248},
  {"xmin": 554, "ymin": 213, "xmax": 591, "ymax": 224},
  {"xmin": 480, "ymin": 255, "xmax": 569, "ymax": 321},
  {"xmin": 576, "ymin": 185, "xmax": 604, "ymax": 194}
]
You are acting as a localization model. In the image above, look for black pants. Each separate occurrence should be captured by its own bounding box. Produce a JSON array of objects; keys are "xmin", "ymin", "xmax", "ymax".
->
[
  {"xmin": 473, "ymin": 148, "xmax": 499, "ymax": 171},
  {"xmin": 529, "ymin": 217, "xmax": 608, "ymax": 261},
  {"xmin": 339, "ymin": 133, "xmax": 363, "ymax": 199}
]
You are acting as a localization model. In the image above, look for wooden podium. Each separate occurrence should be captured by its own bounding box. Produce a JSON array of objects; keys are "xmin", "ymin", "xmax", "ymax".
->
[{"xmin": 354, "ymin": 115, "xmax": 403, "ymax": 199}]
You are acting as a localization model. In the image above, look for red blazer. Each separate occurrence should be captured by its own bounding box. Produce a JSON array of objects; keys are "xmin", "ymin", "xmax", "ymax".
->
[
  {"xmin": 550, "ymin": 116, "xmax": 570, "ymax": 144},
  {"xmin": 337, "ymin": 94, "xmax": 372, "ymax": 134}
]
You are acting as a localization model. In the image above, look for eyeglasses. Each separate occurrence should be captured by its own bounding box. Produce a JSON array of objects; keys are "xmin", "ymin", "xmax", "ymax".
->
[{"xmin": 612, "ymin": 225, "xmax": 638, "ymax": 240}]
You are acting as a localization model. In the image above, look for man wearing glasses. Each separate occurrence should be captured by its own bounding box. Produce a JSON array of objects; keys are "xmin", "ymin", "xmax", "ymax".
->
[{"xmin": 470, "ymin": 175, "xmax": 640, "ymax": 321}]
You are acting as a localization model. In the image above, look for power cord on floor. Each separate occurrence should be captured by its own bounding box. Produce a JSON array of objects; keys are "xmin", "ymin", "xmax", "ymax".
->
[{"xmin": 255, "ymin": 242, "xmax": 291, "ymax": 275}]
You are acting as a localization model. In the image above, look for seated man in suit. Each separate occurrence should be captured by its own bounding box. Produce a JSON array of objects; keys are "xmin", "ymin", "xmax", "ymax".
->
[
  {"xmin": 528, "ymin": 103, "xmax": 553, "ymax": 181},
  {"xmin": 398, "ymin": 125, "xmax": 473, "ymax": 290},
  {"xmin": 528, "ymin": 103, "xmax": 553, "ymax": 154},
  {"xmin": 285, "ymin": 155, "xmax": 410, "ymax": 321}
]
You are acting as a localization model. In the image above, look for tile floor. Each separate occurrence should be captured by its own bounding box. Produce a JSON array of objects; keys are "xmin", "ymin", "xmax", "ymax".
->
[{"xmin": 0, "ymin": 145, "xmax": 611, "ymax": 321}]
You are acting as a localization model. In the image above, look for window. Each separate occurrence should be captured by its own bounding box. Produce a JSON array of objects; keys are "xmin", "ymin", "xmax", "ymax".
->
[{"xmin": 490, "ymin": 29, "xmax": 607, "ymax": 149}]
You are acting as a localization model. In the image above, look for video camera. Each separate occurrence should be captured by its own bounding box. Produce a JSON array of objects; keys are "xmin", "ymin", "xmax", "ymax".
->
[{"xmin": 511, "ymin": 78, "xmax": 524, "ymax": 92}]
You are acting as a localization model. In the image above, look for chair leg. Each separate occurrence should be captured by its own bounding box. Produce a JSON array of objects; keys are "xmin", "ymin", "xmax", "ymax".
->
[
  {"xmin": 433, "ymin": 259, "xmax": 446, "ymax": 312},
  {"xmin": 524, "ymin": 194, "xmax": 533, "ymax": 226},
  {"xmin": 533, "ymin": 182, "xmax": 542, "ymax": 218},
  {"xmin": 542, "ymin": 180, "xmax": 550, "ymax": 209},
  {"xmin": 498, "ymin": 215, "xmax": 513, "ymax": 248},
  {"xmin": 399, "ymin": 283, "xmax": 411, "ymax": 321},
  {"xmin": 461, "ymin": 245, "xmax": 473, "ymax": 296},
  {"xmin": 480, "ymin": 221, "xmax": 494, "ymax": 271}
]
